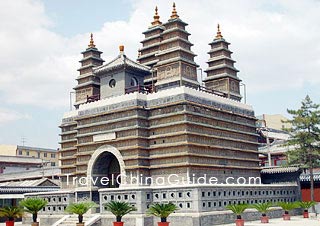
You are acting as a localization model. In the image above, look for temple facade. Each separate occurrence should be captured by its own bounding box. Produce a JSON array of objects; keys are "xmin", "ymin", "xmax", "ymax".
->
[
  {"xmin": 30, "ymin": 4, "xmax": 300, "ymax": 226},
  {"xmin": 59, "ymin": 5, "xmax": 260, "ymax": 189}
]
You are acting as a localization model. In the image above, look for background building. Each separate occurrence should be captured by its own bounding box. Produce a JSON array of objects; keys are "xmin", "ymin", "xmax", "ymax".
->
[
  {"xmin": 0, "ymin": 144, "xmax": 59, "ymax": 168},
  {"xmin": 257, "ymin": 113, "xmax": 320, "ymax": 202},
  {"xmin": 256, "ymin": 114, "xmax": 291, "ymax": 131}
]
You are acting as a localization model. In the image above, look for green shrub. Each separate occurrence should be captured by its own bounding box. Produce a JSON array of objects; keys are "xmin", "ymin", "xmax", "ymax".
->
[
  {"xmin": 251, "ymin": 202, "xmax": 273, "ymax": 216},
  {"xmin": 226, "ymin": 204, "xmax": 248, "ymax": 219},
  {"xmin": 20, "ymin": 198, "xmax": 48, "ymax": 222},
  {"xmin": 297, "ymin": 201, "xmax": 317, "ymax": 211},
  {"xmin": 65, "ymin": 202, "xmax": 96, "ymax": 223},
  {"xmin": 277, "ymin": 202, "xmax": 298, "ymax": 214},
  {"xmin": 147, "ymin": 203, "xmax": 178, "ymax": 222},
  {"xmin": 105, "ymin": 201, "xmax": 137, "ymax": 222},
  {"xmin": 0, "ymin": 206, "xmax": 24, "ymax": 221}
]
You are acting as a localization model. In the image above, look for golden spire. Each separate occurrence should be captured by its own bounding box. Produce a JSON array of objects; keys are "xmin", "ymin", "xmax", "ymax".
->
[
  {"xmin": 151, "ymin": 6, "xmax": 162, "ymax": 26},
  {"xmin": 215, "ymin": 24, "xmax": 223, "ymax": 39},
  {"xmin": 119, "ymin": 45, "xmax": 124, "ymax": 53},
  {"xmin": 170, "ymin": 2, "xmax": 179, "ymax": 19},
  {"xmin": 88, "ymin": 33, "xmax": 96, "ymax": 48}
]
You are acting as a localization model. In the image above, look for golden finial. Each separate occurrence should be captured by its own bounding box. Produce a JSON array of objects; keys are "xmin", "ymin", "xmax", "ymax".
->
[
  {"xmin": 88, "ymin": 33, "xmax": 96, "ymax": 48},
  {"xmin": 119, "ymin": 45, "xmax": 124, "ymax": 53},
  {"xmin": 215, "ymin": 24, "xmax": 223, "ymax": 39},
  {"xmin": 151, "ymin": 6, "xmax": 162, "ymax": 26},
  {"xmin": 170, "ymin": 2, "xmax": 179, "ymax": 19}
]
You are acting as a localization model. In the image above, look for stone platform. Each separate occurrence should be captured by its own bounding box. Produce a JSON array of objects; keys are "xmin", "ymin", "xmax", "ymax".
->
[{"xmin": 223, "ymin": 216, "xmax": 320, "ymax": 226}]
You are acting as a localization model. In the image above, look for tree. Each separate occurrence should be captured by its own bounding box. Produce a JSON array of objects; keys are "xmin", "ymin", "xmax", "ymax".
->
[
  {"xmin": 284, "ymin": 95, "xmax": 320, "ymax": 212},
  {"xmin": 225, "ymin": 204, "xmax": 248, "ymax": 219},
  {"xmin": 104, "ymin": 201, "xmax": 137, "ymax": 222},
  {"xmin": 147, "ymin": 203, "xmax": 178, "ymax": 223},
  {"xmin": 19, "ymin": 198, "xmax": 48, "ymax": 223},
  {"xmin": 0, "ymin": 206, "xmax": 24, "ymax": 221},
  {"xmin": 65, "ymin": 202, "xmax": 96, "ymax": 224}
]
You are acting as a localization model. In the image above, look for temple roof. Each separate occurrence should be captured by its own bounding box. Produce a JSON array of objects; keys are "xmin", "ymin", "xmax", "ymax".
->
[
  {"xmin": 0, "ymin": 178, "xmax": 59, "ymax": 194},
  {"xmin": 94, "ymin": 47, "xmax": 151, "ymax": 75},
  {"xmin": 261, "ymin": 166, "xmax": 300, "ymax": 174},
  {"xmin": 0, "ymin": 178, "xmax": 59, "ymax": 187},
  {"xmin": 300, "ymin": 169, "xmax": 320, "ymax": 181}
]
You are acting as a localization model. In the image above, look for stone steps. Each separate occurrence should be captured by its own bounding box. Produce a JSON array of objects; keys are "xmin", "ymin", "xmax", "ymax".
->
[{"xmin": 54, "ymin": 214, "xmax": 100, "ymax": 226}]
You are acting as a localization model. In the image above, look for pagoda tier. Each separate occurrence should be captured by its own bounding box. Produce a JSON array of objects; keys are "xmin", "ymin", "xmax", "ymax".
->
[
  {"xmin": 154, "ymin": 4, "xmax": 199, "ymax": 90},
  {"xmin": 138, "ymin": 26, "xmax": 164, "ymax": 67},
  {"xmin": 74, "ymin": 34, "xmax": 104, "ymax": 108},
  {"xmin": 138, "ymin": 7, "xmax": 163, "ymax": 67},
  {"xmin": 204, "ymin": 25, "xmax": 242, "ymax": 101},
  {"xmin": 139, "ymin": 3, "xmax": 199, "ymax": 90}
]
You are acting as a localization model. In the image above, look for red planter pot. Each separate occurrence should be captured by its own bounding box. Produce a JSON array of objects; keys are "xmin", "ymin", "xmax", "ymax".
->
[
  {"xmin": 113, "ymin": 222, "xmax": 124, "ymax": 226},
  {"xmin": 283, "ymin": 214, "xmax": 290, "ymax": 220},
  {"xmin": 5, "ymin": 221, "xmax": 14, "ymax": 226},
  {"xmin": 303, "ymin": 211, "xmax": 309, "ymax": 218},
  {"xmin": 235, "ymin": 219, "xmax": 245, "ymax": 226},
  {"xmin": 260, "ymin": 216, "xmax": 269, "ymax": 223},
  {"xmin": 158, "ymin": 222, "xmax": 170, "ymax": 226}
]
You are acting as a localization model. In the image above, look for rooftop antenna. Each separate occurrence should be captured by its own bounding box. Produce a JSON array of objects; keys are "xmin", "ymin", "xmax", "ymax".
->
[{"xmin": 21, "ymin": 137, "xmax": 27, "ymax": 147}]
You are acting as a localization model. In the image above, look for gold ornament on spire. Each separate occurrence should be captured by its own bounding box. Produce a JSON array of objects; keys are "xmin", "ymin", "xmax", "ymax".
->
[
  {"xmin": 215, "ymin": 24, "xmax": 223, "ymax": 39},
  {"xmin": 170, "ymin": 2, "xmax": 179, "ymax": 19},
  {"xmin": 151, "ymin": 6, "xmax": 162, "ymax": 26},
  {"xmin": 119, "ymin": 45, "xmax": 124, "ymax": 53},
  {"xmin": 88, "ymin": 33, "xmax": 96, "ymax": 48}
]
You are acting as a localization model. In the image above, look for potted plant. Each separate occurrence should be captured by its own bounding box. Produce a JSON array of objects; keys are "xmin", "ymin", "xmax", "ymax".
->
[
  {"xmin": 20, "ymin": 197, "xmax": 48, "ymax": 226},
  {"xmin": 226, "ymin": 203, "xmax": 248, "ymax": 226},
  {"xmin": 147, "ymin": 203, "xmax": 178, "ymax": 226},
  {"xmin": 297, "ymin": 201, "xmax": 316, "ymax": 218},
  {"xmin": 251, "ymin": 202, "xmax": 273, "ymax": 223},
  {"xmin": 65, "ymin": 201, "xmax": 96, "ymax": 226},
  {"xmin": 0, "ymin": 206, "xmax": 24, "ymax": 226},
  {"xmin": 277, "ymin": 201, "xmax": 298, "ymax": 220},
  {"xmin": 105, "ymin": 201, "xmax": 137, "ymax": 226}
]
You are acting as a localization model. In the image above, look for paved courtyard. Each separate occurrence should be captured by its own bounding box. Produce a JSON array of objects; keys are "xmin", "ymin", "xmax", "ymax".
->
[
  {"xmin": 223, "ymin": 216, "xmax": 320, "ymax": 226},
  {"xmin": 1, "ymin": 216, "xmax": 320, "ymax": 226}
]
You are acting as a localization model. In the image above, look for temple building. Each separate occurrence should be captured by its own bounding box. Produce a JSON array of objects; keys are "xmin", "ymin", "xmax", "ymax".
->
[
  {"xmin": 29, "ymin": 4, "xmax": 299, "ymax": 226},
  {"xmin": 60, "ymin": 5, "xmax": 260, "ymax": 189}
]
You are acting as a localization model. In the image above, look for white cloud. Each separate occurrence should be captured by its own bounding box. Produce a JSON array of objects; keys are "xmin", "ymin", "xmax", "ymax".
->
[
  {"xmin": 0, "ymin": 108, "xmax": 30, "ymax": 125},
  {"xmin": 0, "ymin": 0, "xmax": 320, "ymax": 109}
]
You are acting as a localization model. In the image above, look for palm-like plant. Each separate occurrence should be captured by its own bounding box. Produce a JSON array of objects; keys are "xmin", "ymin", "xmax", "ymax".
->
[
  {"xmin": 277, "ymin": 202, "xmax": 298, "ymax": 214},
  {"xmin": 297, "ymin": 201, "xmax": 316, "ymax": 212},
  {"xmin": 65, "ymin": 202, "xmax": 96, "ymax": 223},
  {"xmin": 19, "ymin": 198, "xmax": 48, "ymax": 223},
  {"xmin": 226, "ymin": 204, "xmax": 248, "ymax": 219},
  {"xmin": 251, "ymin": 202, "xmax": 273, "ymax": 216},
  {"xmin": 0, "ymin": 206, "xmax": 24, "ymax": 221},
  {"xmin": 105, "ymin": 201, "xmax": 137, "ymax": 222},
  {"xmin": 147, "ymin": 203, "xmax": 178, "ymax": 222}
]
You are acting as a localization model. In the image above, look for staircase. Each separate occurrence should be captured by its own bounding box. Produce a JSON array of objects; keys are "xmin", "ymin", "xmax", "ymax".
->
[{"xmin": 52, "ymin": 214, "xmax": 101, "ymax": 226}]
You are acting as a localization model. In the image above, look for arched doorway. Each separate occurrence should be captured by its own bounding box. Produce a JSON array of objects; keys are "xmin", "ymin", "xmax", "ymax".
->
[
  {"xmin": 87, "ymin": 145, "xmax": 126, "ymax": 188},
  {"xmin": 92, "ymin": 152, "xmax": 120, "ymax": 188}
]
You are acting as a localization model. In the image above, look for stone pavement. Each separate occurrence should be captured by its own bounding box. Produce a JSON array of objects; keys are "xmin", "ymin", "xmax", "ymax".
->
[
  {"xmin": 1, "ymin": 217, "xmax": 320, "ymax": 226},
  {"xmin": 222, "ymin": 216, "xmax": 320, "ymax": 226}
]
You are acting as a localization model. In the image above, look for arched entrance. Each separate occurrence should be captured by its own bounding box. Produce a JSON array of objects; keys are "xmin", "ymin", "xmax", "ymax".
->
[{"xmin": 87, "ymin": 145, "xmax": 126, "ymax": 188}]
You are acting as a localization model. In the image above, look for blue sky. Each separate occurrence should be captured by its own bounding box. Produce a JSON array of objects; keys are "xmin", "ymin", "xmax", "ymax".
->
[
  {"xmin": 0, "ymin": 0, "xmax": 320, "ymax": 148},
  {"xmin": 43, "ymin": 0, "xmax": 133, "ymax": 37}
]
